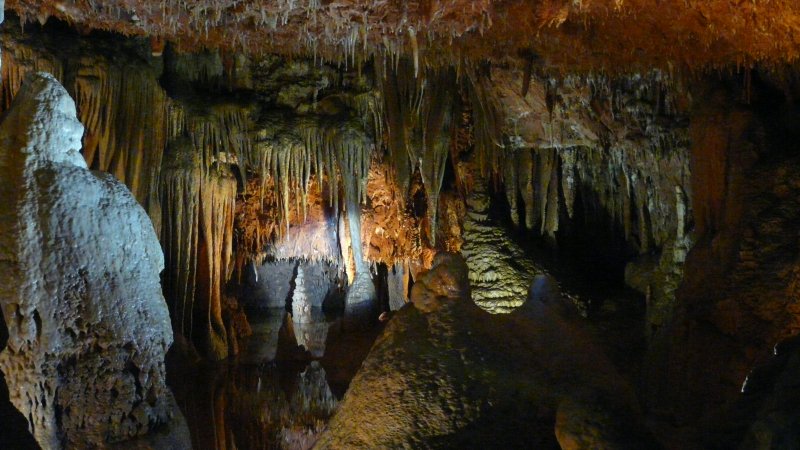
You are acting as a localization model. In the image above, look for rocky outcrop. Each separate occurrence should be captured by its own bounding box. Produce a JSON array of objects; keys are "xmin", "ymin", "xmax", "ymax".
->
[
  {"xmin": 0, "ymin": 72, "xmax": 183, "ymax": 448},
  {"xmin": 318, "ymin": 254, "xmax": 656, "ymax": 448}
]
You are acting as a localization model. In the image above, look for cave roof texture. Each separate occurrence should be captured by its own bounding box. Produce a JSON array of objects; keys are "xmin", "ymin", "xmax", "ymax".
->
[{"xmin": 6, "ymin": 0, "xmax": 800, "ymax": 72}]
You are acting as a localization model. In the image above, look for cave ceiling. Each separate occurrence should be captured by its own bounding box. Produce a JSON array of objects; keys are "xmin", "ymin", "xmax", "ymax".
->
[{"xmin": 6, "ymin": 0, "xmax": 800, "ymax": 72}]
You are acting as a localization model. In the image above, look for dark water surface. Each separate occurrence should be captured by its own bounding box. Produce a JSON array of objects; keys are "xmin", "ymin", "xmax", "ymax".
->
[{"xmin": 168, "ymin": 309, "xmax": 383, "ymax": 450}]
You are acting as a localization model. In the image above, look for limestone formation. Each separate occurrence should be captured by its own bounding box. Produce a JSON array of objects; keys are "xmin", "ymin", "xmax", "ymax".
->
[
  {"xmin": 386, "ymin": 262, "xmax": 409, "ymax": 311},
  {"xmin": 318, "ymin": 253, "xmax": 654, "ymax": 448},
  {"xmin": 461, "ymin": 177, "xmax": 542, "ymax": 313},
  {"xmin": 0, "ymin": 72, "xmax": 181, "ymax": 448},
  {"xmin": 290, "ymin": 361, "xmax": 337, "ymax": 418},
  {"xmin": 344, "ymin": 272, "xmax": 377, "ymax": 324}
]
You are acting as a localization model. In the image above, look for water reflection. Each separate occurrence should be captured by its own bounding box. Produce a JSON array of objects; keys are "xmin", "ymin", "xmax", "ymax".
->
[{"xmin": 169, "ymin": 309, "xmax": 381, "ymax": 450}]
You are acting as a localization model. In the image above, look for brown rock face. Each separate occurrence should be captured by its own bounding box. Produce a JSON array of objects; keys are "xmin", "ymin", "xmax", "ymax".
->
[{"xmin": 0, "ymin": 72, "xmax": 183, "ymax": 449}]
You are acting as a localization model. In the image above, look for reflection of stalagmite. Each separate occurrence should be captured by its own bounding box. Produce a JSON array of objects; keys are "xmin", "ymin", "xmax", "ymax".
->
[
  {"xmin": 291, "ymin": 361, "xmax": 337, "ymax": 417},
  {"xmin": 241, "ymin": 310, "xmax": 285, "ymax": 364},
  {"xmin": 292, "ymin": 314, "xmax": 330, "ymax": 358}
]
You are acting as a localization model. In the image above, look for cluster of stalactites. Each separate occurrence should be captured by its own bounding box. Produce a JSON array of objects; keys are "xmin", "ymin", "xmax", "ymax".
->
[
  {"xmin": 244, "ymin": 118, "xmax": 373, "ymax": 239},
  {"xmin": 0, "ymin": 43, "xmax": 170, "ymax": 230},
  {"xmin": 160, "ymin": 135, "xmax": 238, "ymax": 358},
  {"xmin": 465, "ymin": 64, "xmax": 505, "ymax": 184},
  {"xmin": 376, "ymin": 56, "xmax": 460, "ymax": 246},
  {"xmin": 168, "ymin": 101, "xmax": 253, "ymax": 176},
  {"xmin": 6, "ymin": 0, "xmax": 492, "ymax": 71}
]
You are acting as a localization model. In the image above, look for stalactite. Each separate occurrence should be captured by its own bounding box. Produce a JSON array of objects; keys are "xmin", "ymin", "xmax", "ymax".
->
[
  {"xmin": 518, "ymin": 148, "xmax": 535, "ymax": 229},
  {"xmin": 536, "ymin": 148, "xmax": 555, "ymax": 235},
  {"xmin": 198, "ymin": 162, "xmax": 238, "ymax": 359},
  {"xmin": 73, "ymin": 61, "xmax": 169, "ymax": 230},
  {"xmin": 160, "ymin": 138, "xmax": 202, "ymax": 341},
  {"xmin": 376, "ymin": 56, "xmax": 418, "ymax": 200},
  {"xmin": 418, "ymin": 68, "xmax": 457, "ymax": 247},
  {"xmin": 178, "ymin": 102, "xmax": 253, "ymax": 176},
  {"xmin": 377, "ymin": 59, "xmax": 457, "ymax": 246},
  {"xmin": 1, "ymin": 45, "xmax": 63, "ymax": 109},
  {"xmin": 504, "ymin": 148, "xmax": 519, "ymax": 226},
  {"xmin": 466, "ymin": 64, "xmax": 505, "ymax": 182},
  {"xmin": 560, "ymin": 147, "xmax": 576, "ymax": 218}
]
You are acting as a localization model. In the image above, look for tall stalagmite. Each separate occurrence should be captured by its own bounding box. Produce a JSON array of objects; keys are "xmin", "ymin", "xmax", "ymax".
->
[{"xmin": 0, "ymin": 72, "xmax": 180, "ymax": 449}]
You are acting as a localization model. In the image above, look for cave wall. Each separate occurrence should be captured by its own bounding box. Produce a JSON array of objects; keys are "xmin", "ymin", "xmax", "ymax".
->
[{"xmin": 646, "ymin": 73, "xmax": 800, "ymax": 423}]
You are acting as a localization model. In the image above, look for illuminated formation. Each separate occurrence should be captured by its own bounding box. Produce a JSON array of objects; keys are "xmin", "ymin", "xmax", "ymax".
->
[{"xmin": 1, "ymin": 1, "xmax": 800, "ymax": 448}]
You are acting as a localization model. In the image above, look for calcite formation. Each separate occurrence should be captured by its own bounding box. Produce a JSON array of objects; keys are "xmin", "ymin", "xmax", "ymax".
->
[
  {"xmin": 460, "ymin": 174, "xmax": 543, "ymax": 313},
  {"xmin": 0, "ymin": 72, "xmax": 177, "ymax": 448},
  {"xmin": 318, "ymin": 253, "xmax": 655, "ymax": 448},
  {"xmin": 5, "ymin": 0, "xmax": 800, "ymax": 73}
]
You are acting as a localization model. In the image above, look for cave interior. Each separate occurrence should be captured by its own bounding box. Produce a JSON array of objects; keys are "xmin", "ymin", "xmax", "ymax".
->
[{"xmin": 1, "ymin": 1, "xmax": 800, "ymax": 449}]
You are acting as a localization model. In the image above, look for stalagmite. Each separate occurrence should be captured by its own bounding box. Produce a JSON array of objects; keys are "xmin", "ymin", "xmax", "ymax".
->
[
  {"xmin": 0, "ymin": 72, "xmax": 184, "ymax": 449},
  {"xmin": 387, "ymin": 261, "xmax": 410, "ymax": 311},
  {"xmin": 292, "ymin": 320, "xmax": 330, "ymax": 358},
  {"xmin": 292, "ymin": 265, "xmax": 314, "ymax": 323}
]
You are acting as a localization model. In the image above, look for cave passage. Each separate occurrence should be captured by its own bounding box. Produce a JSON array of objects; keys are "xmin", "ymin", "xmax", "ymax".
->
[{"xmin": 2, "ymin": 3, "xmax": 800, "ymax": 449}]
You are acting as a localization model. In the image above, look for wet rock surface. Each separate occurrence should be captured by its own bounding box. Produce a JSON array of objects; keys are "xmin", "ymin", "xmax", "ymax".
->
[
  {"xmin": 0, "ymin": 72, "xmax": 184, "ymax": 448},
  {"xmin": 318, "ymin": 254, "xmax": 656, "ymax": 449}
]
